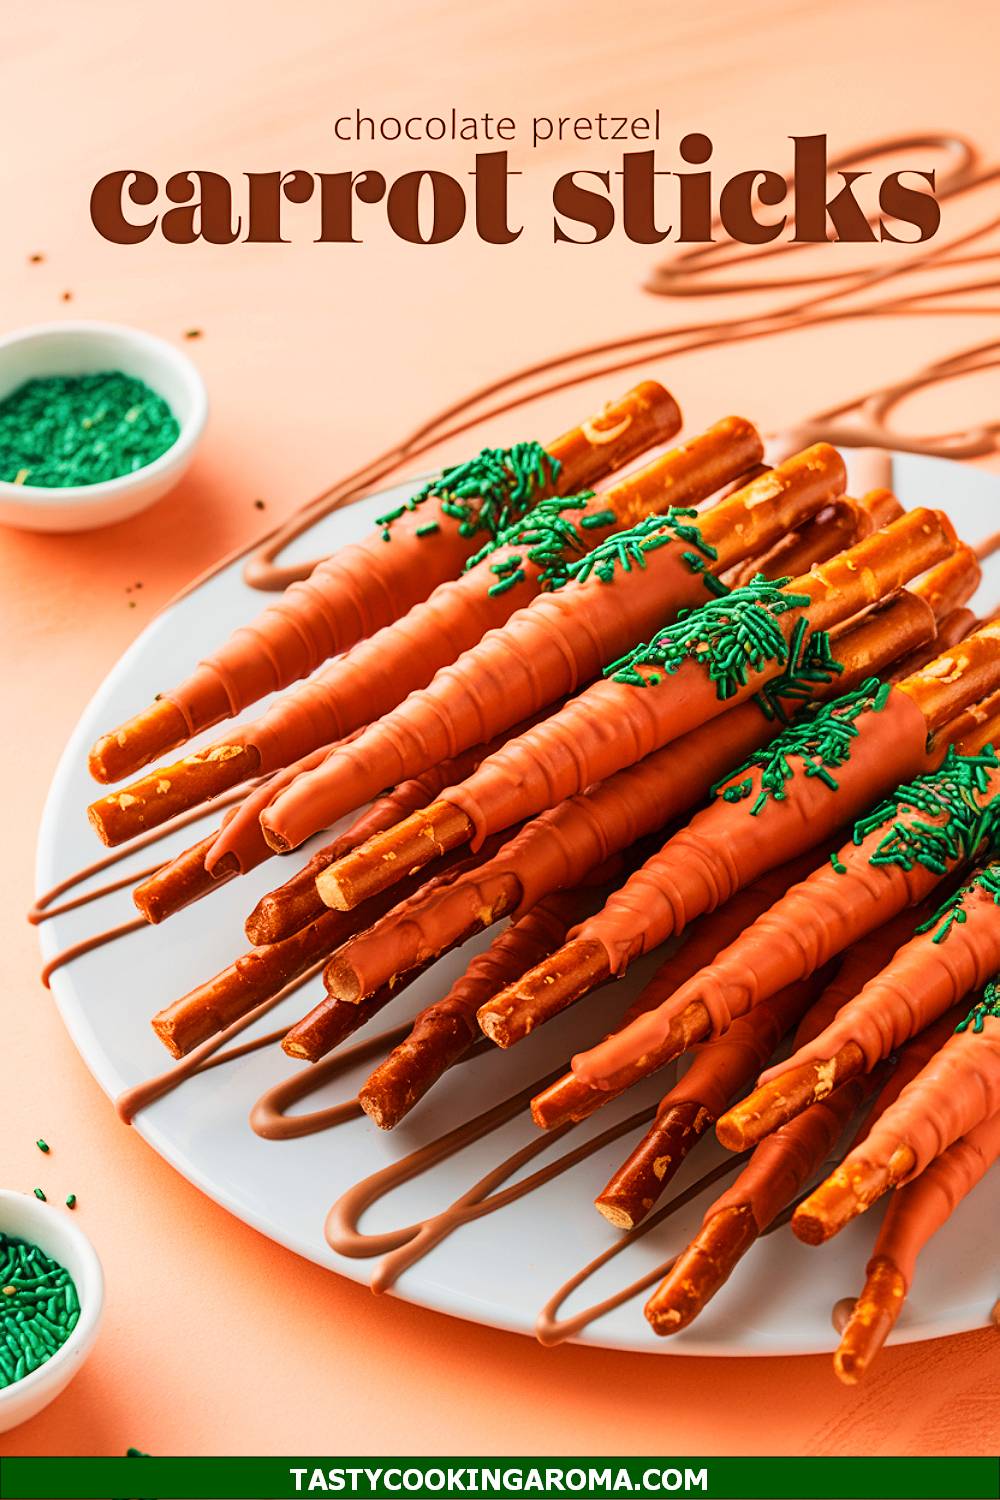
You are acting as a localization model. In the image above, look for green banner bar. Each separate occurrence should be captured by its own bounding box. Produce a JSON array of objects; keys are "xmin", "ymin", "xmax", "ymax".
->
[{"xmin": 0, "ymin": 1455, "xmax": 997, "ymax": 1500}]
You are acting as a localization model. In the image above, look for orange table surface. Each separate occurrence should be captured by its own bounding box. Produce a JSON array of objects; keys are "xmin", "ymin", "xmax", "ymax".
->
[{"xmin": 3, "ymin": 0, "xmax": 999, "ymax": 1458}]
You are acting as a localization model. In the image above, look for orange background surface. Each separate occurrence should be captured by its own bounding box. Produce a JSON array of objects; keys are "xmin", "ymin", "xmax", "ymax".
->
[{"xmin": 3, "ymin": 0, "xmax": 1000, "ymax": 1459}]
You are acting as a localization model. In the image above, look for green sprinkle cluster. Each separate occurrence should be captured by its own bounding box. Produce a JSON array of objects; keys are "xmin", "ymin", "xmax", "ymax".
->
[
  {"xmin": 917, "ymin": 860, "xmax": 1000, "ymax": 944},
  {"xmin": 465, "ymin": 492, "xmax": 606, "ymax": 595},
  {"xmin": 375, "ymin": 441, "xmax": 559, "ymax": 543},
  {"xmin": 750, "ymin": 617, "xmax": 843, "ymax": 725},
  {"xmin": 0, "ymin": 373, "xmax": 179, "ymax": 488},
  {"xmin": 605, "ymin": 575, "xmax": 815, "ymax": 701},
  {"xmin": 712, "ymin": 676, "xmax": 887, "ymax": 815},
  {"xmin": 851, "ymin": 745, "xmax": 1000, "ymax": 875},
  {"xmin": 0, "ymin": 1232, "xmax": 79, "ymax": 1388},
  {"xmin": 568, "ymin": 508, "xmax": 724, "ymax": 593},
  {"xmin": 957, "ymin": 977, "xmax": 1000, "ymax": 1034}
]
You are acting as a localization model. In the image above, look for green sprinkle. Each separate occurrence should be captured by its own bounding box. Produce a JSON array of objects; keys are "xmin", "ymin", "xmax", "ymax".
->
[
  {"xmin": 712, "ymin": 677, "xmax": 886, "ymax": 814},
  {"xmin": 853, "ymin": 744, "xmax": 1000, "ymax": 876},
  {"xmin": 830, "ymin": 851, "xmax": 847, "ymax": 874},
  {"xmin": 32, "ymin": 1189, "xmax": 45, "ymax": 1202},
  {"xmin": 381, "ymin": 441, "xmax": 560, "ymax": 543},
  {"xmin": 570, "ymin": 508, "xmax": 719, "ymax": 589},
  {"xmin": 0, "ymin": 1233, "xmax": 78, "ymax": 1388},
  {"xmin": 918, "ymin": 859, "xmax": 1000, "ymax": 943},
  {"xmin": 415, "ymin": 521, "xmax": 440, "ymax": 536},
  {"xmin": 65, "ymin": 1194, "xmax": 76, "ymax": 1210},
  {"xmin": 466, "ymin": 492, "xmax": 597, "ymax": 592},
  {"xmin": 608, "ymin": 576, "xmax": 833, "ymax": 706},
  {"xmin": 0, "ymin": 373, "xmax": 179, "ymax": 488},
  {"xmin": 958, "ymin": 977, "xmax": 1000, "ymax": 1033},
  {"xmin": 35, "ymin": 1139, "xmax": 49, "ymax": 1154}
]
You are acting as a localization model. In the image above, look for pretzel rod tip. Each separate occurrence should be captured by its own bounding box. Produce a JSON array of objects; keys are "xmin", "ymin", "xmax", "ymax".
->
[
  {"xmin": 317, "ymin": 801, "xmax": 474, "ymax": 911},
  {"xmin": 792, "ymin": 1146, "xmax": 917, "ymax": 1245},
  {"xmin": 87, "ymin": 743, "xmax": 259, "ymax": 847},
  {"xmin": 88, "ymin": 698, "xmax": 191, "ymax": 784},
  {"xmin": 477, "ymin": 939, "xmax": 612, "ymax": 1048},
  {"xmin": 644, "ymin": 1204, "xmax": 759, "ymax": 1335},
  {"xmin": 833, "ymin": 1256, "xmax": 907, "ymax": 1385},
  {"xmin": 716, "ymin": 1043, "xmax": 865, "ymax": 1152}
]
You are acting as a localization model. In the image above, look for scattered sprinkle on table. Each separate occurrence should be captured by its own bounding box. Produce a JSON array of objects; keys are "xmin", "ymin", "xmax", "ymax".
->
[
  {"xmin": 65, "ymin": 1194, "xmax": 76, "ymax": 1210},
  {"xmin": 60, "ymin": 291, "xmax": 73, "ymax": 302},
  {"xmin": 35, "ymin": 1139, "xmax": 49, "ymax": 1154},
  {"xmin": 28, "ymin": 252, "xmax": 44, "ymax": 264},
  {"xmin": 0, "ymin": 1232, "xmax": 79, "ymax": 1387},
  {"xmin": 0, "ymin": 372, "xmax": 179, "ymax": 488},
  {"xmin": 183, "ymin": 328, "xmax": 203, "ymax": 339},
  {"xmin": 254, "ymin": 498, "xmax": 266, "ymax": 510},
  {"xmin": 33, "ymin": 1188, "xmax": 46, "ymax": 1202}
]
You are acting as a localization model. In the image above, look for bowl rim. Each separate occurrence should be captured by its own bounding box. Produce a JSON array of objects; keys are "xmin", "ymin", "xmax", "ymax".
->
[
  {"xmin": 0, "ymin": 1187, "xmax": 104, "ymax": 1408},
  {"xmin": 0, "ymin": 319, "xmax": 208, "ymax": 508}
]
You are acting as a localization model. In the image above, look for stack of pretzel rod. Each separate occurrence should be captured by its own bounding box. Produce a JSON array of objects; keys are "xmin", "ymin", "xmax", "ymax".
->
[
  {"xmin": 90, "ymin": 399, "xmax": 772, "ymax": 845},
  {"xmin": 80, "ymin": 381, "xmax": 1000, "ymax": 1365}
]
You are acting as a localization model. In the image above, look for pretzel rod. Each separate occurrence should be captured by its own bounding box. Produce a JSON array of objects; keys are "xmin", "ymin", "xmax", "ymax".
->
[
  {"xmin": 834, "ymin": 1108, "xmax": 1000, "ymax": 1383},
  {"xmin": 90, "ymin": 382, "xmax": 681, "ymax": 786},
  {"xmin": 246, "ymin": 736, "xmax": 506, "ymax": 945},
  {"xmin": 318, "ymin": 580, "xmax": 939, "ymax": 922},
  {"xmin": 89, "ymin": 418, "xmax": 762, "ymax": 844},
  {"xmin": 281, "ymin": 959, "xmax": 440, "ymax": 1061},
  {"xmin": 714, "ymin": 910, "xmax": 952, "ymax": 1151},
  {"xmin": 888, "ymin": 606, "xmax": 977, "ymax": 681},
  {"xmin": 133, "ymin": 835, "xmax": 236, "ymax": 925},
  {"xmin": 730, "ymin": 866, "xmax": 1000, "ymax": 1178},
  {"xmin": 793, "ymin": 1000, "xmax": 1000, "ymax": 1243},
  {"xmin": 595, "ymin": 971, "xmax": 827, "ymax": 1230},
  {"xmin": 644, "ymin": 1072, "xmax": 873, "ymax": 1335},
  {"xmin": 88, "ymin": 744, "xmax": 259, "ymax": 847},
  {"xmin": 518, "ymin": 622, "xmax": 1000, "ymax": 1078},
  {"xmin": 725, "ymin": 488, "xmax": 902, "ymax": 588},
  {"xmin": 259, "ymin": 445, "xmax": 850, "ymax": 853},
  {"xmin": 910, "ymin": 542, "xmax": 982, "ymax": 620},
  {"xmin": 130, "ymin": 741, "xmax": 345, "ymax": 921},
  {"xmin": 150, "ymin": 844, "xmax": 479, "ymax": 1058},
  {"xmin": 357, "ymin": 889, "xmax": 588, "ymax": 1125},
  {"xmin": 530, "ymin": 855, "xmax": 825, "ymax": 1131}
]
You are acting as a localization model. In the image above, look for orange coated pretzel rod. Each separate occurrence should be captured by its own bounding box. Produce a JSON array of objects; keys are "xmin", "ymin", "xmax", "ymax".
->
[
  {"xmin": 149, "ymin": 841, "xmax": 488, "ymax": 1058},
  {"xmin": 711, "ymin": 720, "xmax": 1000, "ymax": 1156},
  {"xmin": 489, "ymin": 617, "xmax": 1000, "ymax": 1061},
  {"xmin": 643, "ymin": 1069, "xmax": 881, "ymax": 1336},
  {"xmin": 318, "ymin": 590, "xmax": 937, "ymax": 1010},
  {"xmin": 834, "ymin": 1107, "xmax": 1000, "ymax": 1383},
  {"xmin": 355, "ymin": 888, "xmax": 594, "ymax": 1124},
  {"xmin": 90, "ymin": 381, "xmax": 681, "ymax": 786},
  {"xmin": 260, "ymin": 444, "xmax": 851, "ymax": 856},
  {"xmin": 311, "ymin": 504, "xmax": 954, "ymax": 909},
  {"xmin": 245, "ymin": 721, "xmax": 545, "ymax": 946},
  {"xmin": 792, "ymin": 1000, "xmax": 1000, "ymax": 1245},
  {"xmin": 594, "ymin": 969, "xmax": 829, "ymax": 1230},
  {"xmin": 88, "ymin": 414, "xmax": 761, "ymax": 847},
  {"xmin": 529, "ymin": 853, "xmax": 826, "ymax": 1132},
  {"xmin": 130, "ymin": 742, "xmax": 340, "ymax": 922}
]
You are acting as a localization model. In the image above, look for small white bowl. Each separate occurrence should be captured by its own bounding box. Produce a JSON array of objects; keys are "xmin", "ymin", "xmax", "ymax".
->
[
  {"xmin": 0, "ymin": 1189, "xmax": 104, "ymax": 1433},
  {"xmin": 0, "ymin": 321, "xmax": 207, "ymax": 532}
]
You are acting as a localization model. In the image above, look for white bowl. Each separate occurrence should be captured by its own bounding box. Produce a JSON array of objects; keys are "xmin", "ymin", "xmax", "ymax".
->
[
  {"xmin": 0, "ymin": 1189, "xmax": 104, "ymax": 1433},
  {"xmin": 0, "ymin": 321, "xmax": 207, "ymax": 532}
]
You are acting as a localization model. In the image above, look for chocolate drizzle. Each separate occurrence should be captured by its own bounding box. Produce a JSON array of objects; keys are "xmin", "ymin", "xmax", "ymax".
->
[{"xmin": 32, "ymin": 128, "xmax": 1000, "ymax": 1348}]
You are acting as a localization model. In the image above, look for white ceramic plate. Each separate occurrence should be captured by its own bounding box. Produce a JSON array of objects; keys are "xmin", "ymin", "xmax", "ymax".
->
[{"xmin": 36, "ymin": 451, "xmax": 1000, "ymax": 1355}]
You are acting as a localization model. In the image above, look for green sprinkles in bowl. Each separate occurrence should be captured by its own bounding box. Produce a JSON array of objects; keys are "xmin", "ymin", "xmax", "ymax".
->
[
  {"xmin": 0, "ymin": 1231, "xmax": 79, "ymax": 1387},
  {"xmin": 0, "ymin": 371, "xmax": 180, "ymax": 488}
]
